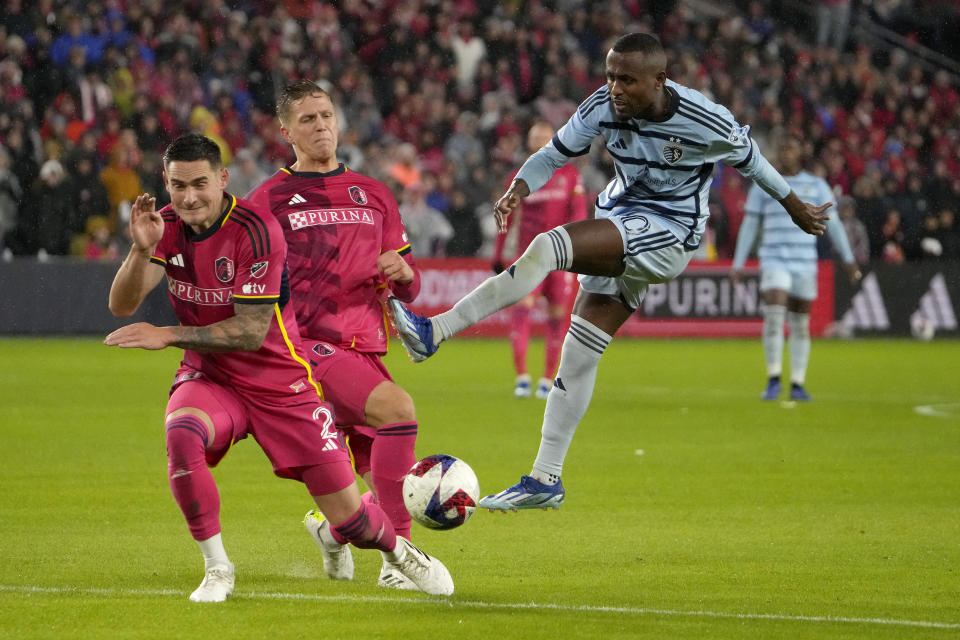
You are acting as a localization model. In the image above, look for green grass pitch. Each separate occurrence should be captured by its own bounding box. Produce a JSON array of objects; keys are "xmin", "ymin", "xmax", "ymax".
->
[{"xmin": 1, "ymin": 336, "xmax": 958, "ymax": 639}]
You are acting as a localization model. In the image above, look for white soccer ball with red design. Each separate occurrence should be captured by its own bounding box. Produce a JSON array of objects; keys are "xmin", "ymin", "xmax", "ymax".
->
[{"xmin": 402, "ymin": 454, "xmax": 479, "ymax": 530}]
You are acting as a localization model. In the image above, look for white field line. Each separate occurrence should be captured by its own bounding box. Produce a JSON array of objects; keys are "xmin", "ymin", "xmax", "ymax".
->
[
  {"xmin": 1, "ymin": 584, "xmax": 957, "ymax": 630},
  {"xmin": 914, "ymin": 404, "xmax": 960, "ymax": 418}
]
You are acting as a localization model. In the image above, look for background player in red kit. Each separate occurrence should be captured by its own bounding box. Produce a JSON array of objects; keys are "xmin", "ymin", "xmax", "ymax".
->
[
  {"xmin": 491, "ymin": 121, "xmax": 588, "ymax": 400},
  {"xmin": 105, "ymin": 134, "xmax": 453, "ymax": 601},
  {"xmin": 246, "ymin": 81, "xmax": 424, "ymax": 590}
]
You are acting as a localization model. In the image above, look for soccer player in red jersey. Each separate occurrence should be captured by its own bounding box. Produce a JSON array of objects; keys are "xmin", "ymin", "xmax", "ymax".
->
[
  {"xmin": 246, "ymin": 81, "xmax": 427, "ymax": 590},
  {"xmin": 105, "ymin": 134, "xmax": 453, "ymax": 601},
  {"xmin": 492, "ymin": 121, "xmax": 588, "ymax": 400}
]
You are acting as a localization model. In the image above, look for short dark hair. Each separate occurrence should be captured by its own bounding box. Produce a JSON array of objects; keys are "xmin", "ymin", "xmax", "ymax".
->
[
  {"xmin": 277, "ymin": 80, "xmax": 331, "ymax": 126},
  {"xmin": 611, "ymin": 33, "xmax": 663, "ymax": 56},
  {"xmin": 162, "ymin": 134, "xmax": 222, "ymax": 169}
]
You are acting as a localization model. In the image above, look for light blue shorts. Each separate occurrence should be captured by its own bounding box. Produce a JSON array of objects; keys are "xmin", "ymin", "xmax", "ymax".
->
[
  {"xmin": 759, "ymin": 268, "xmax": 818, "ymax": 301},
  {"xmin": 578, "ymin": 212, "xmax": 693, "ymax": 310}
]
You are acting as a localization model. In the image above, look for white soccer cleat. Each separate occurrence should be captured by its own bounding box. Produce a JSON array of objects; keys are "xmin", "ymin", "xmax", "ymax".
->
[
  {"xmin": 514, "ymin": 374, "xmax": 532, "ymax": 398},
  {"xmin": 304, "ymin": 509, "xmax": 354, "ymax": 580},
  {"xmin": 378, "ymin": 559, "xmax": 420, "ymax": 591},
  {"xmin": 189, "ymin": 562, "xmax": 235, "ymax": 603},
  {"xmin": 390, "ymin": 537, "xmax": 454, "ymax": 596}
]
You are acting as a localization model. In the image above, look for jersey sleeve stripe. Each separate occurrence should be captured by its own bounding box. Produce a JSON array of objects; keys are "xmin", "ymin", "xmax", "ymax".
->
[
  {"xmin": 234, "ymin": 296, "xmax": 281, "ymax": 304},
  {"xmin": 396, "ymin": 244, "xmax": 412, "ymax": 256},
  {"xmin": 228, "ymin": 207, "xmax": 271, "ymax": 258},
  {"xmin": 733, "ymin": 139, "xmax": 755, "ymax": 169},
  {"xmin": 150, "ymin": 256, "xmax": 166, "ymax": 266},
  {"xmin": 676, "ymin": 105, "xmax": 728, "ymax": 138},
  {"xmin": 552, "ymin": 134, "xmax": 590, "ymax": 157},
  {"xmin": 677, "ymin": 97, "xmax": 733, "ymax": 131}
]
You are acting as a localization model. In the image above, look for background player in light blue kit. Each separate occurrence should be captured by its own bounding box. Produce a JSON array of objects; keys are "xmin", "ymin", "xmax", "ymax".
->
[
  {"xmin": 390, "ymin": 33, "xmax": 830, "ymax": 511},
  {"xmin": 731, "ymin": 137, "xmax": 861, "ymax": 402}
]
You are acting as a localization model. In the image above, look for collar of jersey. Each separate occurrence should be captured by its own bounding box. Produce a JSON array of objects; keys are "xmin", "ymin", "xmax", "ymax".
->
[
  {"xmin": 642, "ymin": 86, "xmax": 679, "ymax": 123},
  {"xmin": 284, "ymin": 163, "xmax": 347, "ymax": 178},
  {"xmin": 185, "ymin": 193, "xmax": 236, "ymax": 242}
]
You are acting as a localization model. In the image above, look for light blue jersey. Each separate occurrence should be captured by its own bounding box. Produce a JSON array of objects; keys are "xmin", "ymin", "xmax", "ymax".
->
[
  {"xmin": 515, "ymin": 79, "xmax": 791, "ymax": 250},
  {"xmin": 734, "ymin": 172, "xmax": 854, "ymax": 275}
]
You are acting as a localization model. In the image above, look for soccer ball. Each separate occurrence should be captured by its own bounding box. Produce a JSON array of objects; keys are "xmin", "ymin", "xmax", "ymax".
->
[{"xmin": 402, "ymin": 454, "xmax": 480, "ymax": 530}]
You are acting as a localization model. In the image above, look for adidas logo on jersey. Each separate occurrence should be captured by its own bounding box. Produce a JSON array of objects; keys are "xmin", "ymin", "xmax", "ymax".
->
[
  {"xmin": 170, "ymin": 254, "xmax": 185, "ymax": 267},
  {"xmin": 321, "ymin": 440, "xmax": 339, "ymax": 451},
  {"xmin": 912, "ymin": 273, "xmax": 957, "ymax": 330},
  {"xmin": 841, "ymin": 272, "xmax": 889, "ymax": 330},
  {"xmin": 288, "ymin": 193, "xmax": 306, "ymax": 205},
  {"xmin": 611, "ymin": 138, "xmax": 628, "ymax": 150}
]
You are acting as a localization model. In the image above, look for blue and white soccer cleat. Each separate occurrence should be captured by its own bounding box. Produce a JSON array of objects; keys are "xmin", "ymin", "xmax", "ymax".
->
[
  {"xmin": 387, "ymin": 297, "xmax": 437, "ymax": 363},
  {"xmin": 790, "ymin": 383, "xmax": 812, "ymax": 402},
  {"xmin": 761, "ymin": 377, "xmax": 781, "ymax": 401},
  {"xmin": 535, "ymin": 377, "xmax": 552, "ymax": 400},
  {"xmin": 478, "ymin": 475, "xmax": 565, "ymax": 511},
  {"xmin": 514, "ymin": 374, "xmax": 531, "ymax": 398}
]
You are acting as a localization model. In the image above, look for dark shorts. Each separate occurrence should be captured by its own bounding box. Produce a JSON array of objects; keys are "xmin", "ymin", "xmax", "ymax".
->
[{"xmin": 167, "ymin": 367, "xmax": 353, "ymax": 489}]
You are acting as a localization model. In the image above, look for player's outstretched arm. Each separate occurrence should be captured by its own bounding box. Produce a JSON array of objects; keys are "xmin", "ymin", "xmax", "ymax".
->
[
  {"xmin": 109, "ymin": 194, "xmax": 165, "ymax": 317},
  {"xmin": 106, "ymin": 304, "xmax": 274, "ymax": 352},
  {"xmin": 778, "ymin": 191, "xmax": 829, "ymax": 236},
  {"xmin": 494, "ymin": 179, "xmax": 530, "ymax": 234}
]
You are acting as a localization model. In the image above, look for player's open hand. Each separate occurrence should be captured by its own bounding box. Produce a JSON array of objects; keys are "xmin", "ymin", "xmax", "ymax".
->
[
  {"xmin": 130, "ymin": 193, "xmax": 163, "ymax": 253},
  {"xmin": 377, "ymin": 250, "xmax": 414, "ymax": 285},
  {"xmin": 791, "ymin": 201, "xmax": 830, "ymax": 236},
  {"xmin": 494, "ymin": 179, "xmax": 530, "ymax": 234},
  {"xmin": 104, "ymin": 322, "xmax": 172, "ymax": 350}
]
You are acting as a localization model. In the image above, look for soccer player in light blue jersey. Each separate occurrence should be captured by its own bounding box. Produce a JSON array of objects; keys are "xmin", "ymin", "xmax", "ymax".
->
[
  {"xmin": 731, "ymin": 137, "xmax": 861, "ymax": 402},
  {"xmin": 389, "ymin": 33, "xmax": 829, "ymax": 511}
]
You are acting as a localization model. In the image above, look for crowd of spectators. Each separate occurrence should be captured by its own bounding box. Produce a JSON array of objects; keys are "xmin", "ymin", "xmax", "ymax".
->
[{"xmin": 0, "ymin": 0, "xmax": 958, "ymax": 264}]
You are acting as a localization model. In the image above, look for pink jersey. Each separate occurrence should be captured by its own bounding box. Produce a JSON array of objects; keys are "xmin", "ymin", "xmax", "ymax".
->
[
  {"xmin": 248, "ymin": 165, "xmax": 419, "ymax": 353},
  {"xmin": 494, "ymin": 164, "xmax": 587, "ymax": 263},
  {"xmin": 150, "ymin": 193, "xmax": 318, "ymax": 399}
]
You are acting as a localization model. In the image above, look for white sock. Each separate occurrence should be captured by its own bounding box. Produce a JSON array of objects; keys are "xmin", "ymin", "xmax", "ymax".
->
[
  {"xmin": 197, "ymin": 533, "xmax": 230, "ymax": 569},
  {"xmin": 382, "ymin": 539, "xmax": 405, "ymax": 564},
  {"xmin": 533, "ymin": 315, "xmax": 612, "ymax": 477},
  {"xmin": 530, "ymin": 468, "xmax": 562, "ymax": 485},
  {"xmin": 433, "ymin": 228, "xmax": 573, "ymax": 342},
  {"xmin": 762, "ymin": 304, "xmax": 786, "ymax": 378},
  {"xmin": 787, "ymin": 310, "xmax": 811, "ymax": 385}
]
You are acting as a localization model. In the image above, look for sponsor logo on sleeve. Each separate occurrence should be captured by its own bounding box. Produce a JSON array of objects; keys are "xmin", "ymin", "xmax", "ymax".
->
[
  {"xmin": 250, "ymin": 260, "xmax": 268, "ymax": 278},
  {"xmin": 215, "ymin": 256, "xmax": 235, "ymax": 283},
  {"xmin": 241, "ymin": 282, "xmax": 266, "ymax": 295}
]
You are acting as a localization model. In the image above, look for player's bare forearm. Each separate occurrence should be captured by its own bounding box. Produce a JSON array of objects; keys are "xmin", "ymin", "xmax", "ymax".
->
[
  {"xmin": 172, "ymin": 303, "xmax": 274, "ymax": 352},
  {"xmin": 108, "ymin": 246, "xmax": 164, "ymax": 317}
]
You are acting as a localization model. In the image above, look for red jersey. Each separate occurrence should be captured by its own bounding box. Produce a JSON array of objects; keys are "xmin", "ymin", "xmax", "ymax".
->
[
  {"xmin": 247, "ymin": 164, "xmax": 420, "ymax": 353},
  {"xmin": 494, "ymin": 164, "xmax": 587, "ymax": 262},
  {"xmin": 149, "ymin": 193, "xmax": 317, "ymax": 399}
]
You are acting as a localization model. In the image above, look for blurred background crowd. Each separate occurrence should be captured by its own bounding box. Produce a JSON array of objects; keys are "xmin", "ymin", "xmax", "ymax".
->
[{"xmin": 0, "ymin": 0, "xmax": 958, "ymax": 265}]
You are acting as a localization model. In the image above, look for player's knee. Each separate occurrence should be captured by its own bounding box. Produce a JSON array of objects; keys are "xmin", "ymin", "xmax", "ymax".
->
[
  {"xmin": 366, "ymin": 383, "xmax": 416, "ymax": 426},
  {"xmin": 165, "ymin": 414, "xmax": 209, "ymax": 470}
]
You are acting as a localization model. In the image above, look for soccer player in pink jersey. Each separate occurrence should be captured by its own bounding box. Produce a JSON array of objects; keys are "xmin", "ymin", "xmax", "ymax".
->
[
  {"xmin": 246, "ymin": 81, "xmax": 426, "ymax": 591},
  {"xmin": 492, "ymin": 121, "xmax": 588, "ymax": 400},
  {"xmin": 105, "ymin": 134, "xmax": 453, "ymax": 601}
]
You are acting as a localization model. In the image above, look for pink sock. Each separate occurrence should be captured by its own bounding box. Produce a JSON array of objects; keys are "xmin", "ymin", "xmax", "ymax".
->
[
  {"xmin": 332, "ymin": 501, "xmax": 398, "ymax": 552},
  {"xmin": 371, "ymin": 422, "xmax": 417, "ymax": 539},
  {"xmin": 510, "ymin": 305, "xmax": 531, "ymax": 375},
  {"xmin": 545, "ymin": 317, "xmax": 565, "ymax": 379},
  {"xmin": 166, "ymin": 416, "xmax": 221, "ymax": 541}
]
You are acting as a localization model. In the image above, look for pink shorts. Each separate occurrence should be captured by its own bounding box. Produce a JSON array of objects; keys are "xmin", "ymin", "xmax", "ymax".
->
[
  {"xmin": 536, "ymin": 270, "xmax": 577, "ymax": 305},
  {"xmin": 305, "ymin": 340, "xmax": 392, "ymax": 434},
  {"xmin": 167, "ymin": 368, "xmax": 353, "ymax": 491}
]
